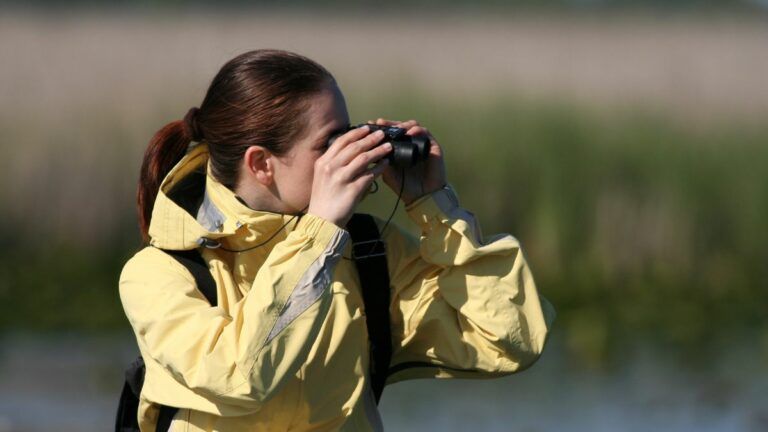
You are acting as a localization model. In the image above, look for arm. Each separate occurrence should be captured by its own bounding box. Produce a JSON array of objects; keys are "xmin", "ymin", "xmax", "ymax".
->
[
  {"xmin": 368, "ymin": 118, "xmax": 554, "ymax": 381},
  {"xmin": 119, "ymin": 214, "xmax": 347, "ymax": 415},
  {"xmin": 384, "ymin": 187, "xmax": 555, "ymax": 383}
]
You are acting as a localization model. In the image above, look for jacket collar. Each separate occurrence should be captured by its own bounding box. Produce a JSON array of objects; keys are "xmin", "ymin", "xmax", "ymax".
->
[{"xmin": 148, "ymin": 144, "xmax": 300, "ymax": 251}]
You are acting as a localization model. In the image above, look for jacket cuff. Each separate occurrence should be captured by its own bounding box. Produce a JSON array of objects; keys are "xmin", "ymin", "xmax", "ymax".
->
[
  {"xmin": 296, "ymin": 213, "xmax": 347, "ymax": 247},
  {"xmin": 405, "ymin": 185, "xmax": 460, "ymax": 228}
]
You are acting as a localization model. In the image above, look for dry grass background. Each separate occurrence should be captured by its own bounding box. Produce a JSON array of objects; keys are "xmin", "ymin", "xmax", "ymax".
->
[
  {"xmin": 2, "ymin": 10, "xmax": 767, "ymax": 244},
  {"xmin": 3, "ymin": 12, "xmax": 768, "ymax": 116}
]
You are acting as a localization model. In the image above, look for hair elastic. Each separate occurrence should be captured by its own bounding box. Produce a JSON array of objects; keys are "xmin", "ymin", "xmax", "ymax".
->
[{"xmin": 183, "ymin": 107, "xmax": 204, "ymax": 142}]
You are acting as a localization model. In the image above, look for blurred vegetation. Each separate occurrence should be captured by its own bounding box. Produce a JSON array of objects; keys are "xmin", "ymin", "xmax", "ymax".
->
[
  {"xmin": 2, "ymin": 84, "xmax": 767, "ymax": 369},
  {"xmin": 356, "ymin": 94, "xmax": 768, "ymax": 367}
]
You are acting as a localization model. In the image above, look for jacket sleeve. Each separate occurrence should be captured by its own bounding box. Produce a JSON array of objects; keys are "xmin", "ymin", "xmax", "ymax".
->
[
  {"xmin": 119, "ymin": 214, "xmax": 348, "ymax": 415},
  {"xmin": 383, "ymin": 186, "xmax": 555, "ymax": 384}
]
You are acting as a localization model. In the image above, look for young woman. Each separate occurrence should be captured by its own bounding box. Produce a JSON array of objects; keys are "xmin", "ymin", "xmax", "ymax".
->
[{"xmin": 120, "ymin": 49, "xmax": 554, "ymax": 431}]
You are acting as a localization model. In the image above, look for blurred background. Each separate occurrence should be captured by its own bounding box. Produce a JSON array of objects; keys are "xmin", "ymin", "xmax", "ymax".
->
[{"xmin": 1, "ymin": 0, "xmax": 767, "ymax": 430}]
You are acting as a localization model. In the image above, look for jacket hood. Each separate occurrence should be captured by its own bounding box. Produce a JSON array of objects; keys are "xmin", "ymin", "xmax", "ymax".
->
[{"xmin": 147, "ymin": 144, "xmax": 299, "ymax": 250}]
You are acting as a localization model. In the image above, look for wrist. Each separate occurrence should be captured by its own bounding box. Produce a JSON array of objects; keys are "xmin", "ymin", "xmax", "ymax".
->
[
  {"xmin": 405, "ymin": 184, "xmax": 457, "ymax": 215},
  {"xmin": 402, "ymin": 183, "xmax": 447, "ymax": 206},
  {"xmin": 306, "ymin": 205, "xmax": 346, "ymax": 228}
]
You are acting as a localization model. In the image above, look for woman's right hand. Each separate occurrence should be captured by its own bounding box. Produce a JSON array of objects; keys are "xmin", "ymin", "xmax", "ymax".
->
[{"xmin": 307, "ymin": 126, "xmax": 392, "ymax": 227}]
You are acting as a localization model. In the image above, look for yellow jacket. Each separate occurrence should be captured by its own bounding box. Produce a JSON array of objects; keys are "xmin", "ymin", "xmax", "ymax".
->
[{"xmin": 119, "ymin": 144, "xmax": 555, "ymax": 431}]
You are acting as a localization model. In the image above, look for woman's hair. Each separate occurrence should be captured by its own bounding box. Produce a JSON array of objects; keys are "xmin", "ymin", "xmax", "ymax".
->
[{"xmin": 137, "ymin": 49, "xmax": 333, "ymax": 241}]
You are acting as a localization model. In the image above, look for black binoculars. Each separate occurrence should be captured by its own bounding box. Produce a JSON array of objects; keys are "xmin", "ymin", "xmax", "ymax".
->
[{"xmin": 329, "ymin": 123, "xmax": 430, "ymax": 169}]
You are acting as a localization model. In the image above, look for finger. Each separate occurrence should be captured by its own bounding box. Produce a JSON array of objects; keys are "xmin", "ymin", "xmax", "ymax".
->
[
  {"xmin": 406, "ymin": 125, "xmax": 430, "ymax": 137},
  {"xmin": 396, "ymin": 120, "xmax": 419, "ymax": 130},
  {"xmin": 335, "ymin": 130, "xmax": 386, "ymax": 167},
  {"xmin": 324, "ymin": 125, "xmax": 371, "ymax": 158},
  {"xmin": 375, "ymin": 118, "xmax": 401, "ymax": 126},
  {"xmin": 351, "ymin": 159, "xmax": 390, "ymax": 194},
  {"xmin": 341, "ymin": 142, "xmax": 392, "ymax": 179},
  {"xmin": 369, "ymin": 157, "xmax": 390, "ymax": 178}
]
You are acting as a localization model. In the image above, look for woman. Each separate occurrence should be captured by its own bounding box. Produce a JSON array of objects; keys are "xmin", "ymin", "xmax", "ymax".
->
[{"xmin": 120, "ymin": 49, "xmax": 554, "ymax": 431}]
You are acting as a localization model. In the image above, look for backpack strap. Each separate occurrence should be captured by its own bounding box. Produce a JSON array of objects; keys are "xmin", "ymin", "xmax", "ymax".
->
[
  {"xmin": 347, "ymin": 213, "xmax": 392, "ymax": 404},
  {"xmin": 164, "ymin": 249, "xmax": 218, "ymax": 306},
  {"xmin": 115, "ymin": 357, "xmax": 145, "ymax": 432},
  {"xmin": 157, "ymin": 248, "xmax": 218, "ymax": 431},
  {"xmin": 115, "ymin": 248, "xmax": 216, "ymax": 432}
]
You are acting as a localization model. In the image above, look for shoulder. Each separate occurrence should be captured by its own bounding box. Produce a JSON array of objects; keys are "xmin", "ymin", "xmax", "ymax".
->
[
  {"xmin": 119, "ymin": 247, "xmax": 196, "ymax": 307},
  {"xmin": 120, "ymin": 247, "xmax": 193, "ymax": 280}
]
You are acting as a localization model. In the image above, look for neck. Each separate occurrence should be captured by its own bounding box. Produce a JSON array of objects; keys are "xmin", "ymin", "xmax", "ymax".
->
[{"xmin": 234, "ymin": 181, "xmax": 291, "ymax": 214}]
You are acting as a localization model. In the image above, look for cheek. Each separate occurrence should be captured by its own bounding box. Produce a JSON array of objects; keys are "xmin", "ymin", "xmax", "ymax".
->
[
  {"xmin": 306, "ymin": 158, "xmax": 317, "ymax": 179},
  {"xmin": 301, "ymin": 156, "xmax": 319, "ymax": 193}
]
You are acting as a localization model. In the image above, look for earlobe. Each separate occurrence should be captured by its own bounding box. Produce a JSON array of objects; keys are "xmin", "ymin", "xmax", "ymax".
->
[
  {"xmin": 255, "ymin": 164, "xmax": 272, "ymax": 185},
  {"xmin": 245, "ymin": 146, "xmax": 273, "ymax": 186}
]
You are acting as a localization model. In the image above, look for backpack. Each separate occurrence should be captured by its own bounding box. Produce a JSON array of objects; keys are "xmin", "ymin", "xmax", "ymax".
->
[{"xmin": 115, "ymin": 213, "xmax": 391, "ymax": 432}]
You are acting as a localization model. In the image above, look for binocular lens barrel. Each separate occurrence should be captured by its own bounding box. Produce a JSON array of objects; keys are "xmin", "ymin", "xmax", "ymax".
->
[
  {"xmin": 327, "ymin": 124, "xmax": 431, "ymax": 169},
  {"xmin": 388, "ymin": 135, "xmax": 429, "ymax": 168},
  {"xmin": 359, "ymin": 124, "xmax": 430, "ymax": 169}
]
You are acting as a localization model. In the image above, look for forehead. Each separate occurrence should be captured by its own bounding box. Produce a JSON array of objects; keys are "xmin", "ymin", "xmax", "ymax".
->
[{"xmin": 303, "ymin": 83, "xmax": 349, "ymax": 135}]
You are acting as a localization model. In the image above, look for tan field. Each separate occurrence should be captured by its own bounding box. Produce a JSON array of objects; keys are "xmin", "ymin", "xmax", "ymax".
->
[
  {"xmin": 1, "ymin": 10, "xmax": 767, "ymax": 245},
  {"xmin": 2, "ymin": 11, "xmax": 768, "ymax": 120}
]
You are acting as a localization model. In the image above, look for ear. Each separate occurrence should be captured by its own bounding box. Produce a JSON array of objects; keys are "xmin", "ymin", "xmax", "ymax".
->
[{"xmin": 243, "ymin": 146, "xmax": 273, "ymax": 186}]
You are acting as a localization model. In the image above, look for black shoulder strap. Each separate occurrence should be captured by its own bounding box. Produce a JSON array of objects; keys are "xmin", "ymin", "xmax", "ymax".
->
[
  {"xmin": 347, "ymin": 213, "xmax": 392, "ymax": 404},
  {"xmin": 115, "ymin": 357, "xmax": 145, "ymax": 432},
  {"xmin": 164, "ymin": 248, "xmax": 218, "ymax": 306},
  {"xmin": 157, "ymin": 248, "xmax": 218, "ymax": 431},
  {"xmin": 115, "ymin": 248, "xmax": 216, "ymax": 432}
]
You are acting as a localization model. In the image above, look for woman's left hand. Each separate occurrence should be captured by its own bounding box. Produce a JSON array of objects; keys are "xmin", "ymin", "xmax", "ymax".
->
[{"xmin": 369, "ymin": 118, "xmax": 447, "ymax": 205}]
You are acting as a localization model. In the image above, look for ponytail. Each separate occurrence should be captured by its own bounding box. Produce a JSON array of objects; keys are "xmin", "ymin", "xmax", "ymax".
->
[
  {"xmin": 137, "ymin": 109, "xmax": 200, "ymax": 242},
  {"xmin": 136, "ymin": 50, "xmax": 334, "ymax": 242}
]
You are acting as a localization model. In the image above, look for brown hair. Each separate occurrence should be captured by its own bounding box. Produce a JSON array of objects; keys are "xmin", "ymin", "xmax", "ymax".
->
[{"xmin": 137, "ymin": 49, "xmax": 333, "ymax": 241}]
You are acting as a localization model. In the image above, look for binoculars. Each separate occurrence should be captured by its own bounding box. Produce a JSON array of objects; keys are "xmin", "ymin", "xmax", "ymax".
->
[{"xmin": 329, "ymin": 123, "xmax": 430, "ymax": 169}]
